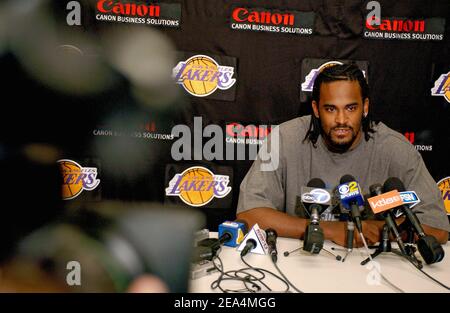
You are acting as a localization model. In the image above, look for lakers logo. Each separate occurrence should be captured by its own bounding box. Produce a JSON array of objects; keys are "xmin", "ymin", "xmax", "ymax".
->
[
  {"xmin": 301, "ymin": 61, "xmax": 343, "ymax": 92},
  {"xmin": 166, "ymin": 166, "xmax": 231, "ymax": 207},
  {"xmin": 437, "ymin": 177, "xmax": 450, "ymax": 214},
  {"xmin": 58, "ymin": 159, "xmax": 100, "ymax": 200},
  {"xmin": 431, "ymin": 72, "xmax": 450, "ymax": 103},
  {"xmin": 172, "ymin": 55, "xmax": 236, "ymax": 97}
]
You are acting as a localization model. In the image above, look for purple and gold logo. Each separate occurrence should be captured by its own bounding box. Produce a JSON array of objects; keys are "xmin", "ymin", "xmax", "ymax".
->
[
  {"xmin": 58, "ymin": 159, "xmax": 100, "ymax": 200},
  {"xmin": 172, "ymin": 55, "xmax": 236, "ymax": 97},
  {"xmin": 166, "ymin": 166, "xmax": 231, "ymax": 207},
  {"xmin": 437, "ymin": 177, "xmax": 450, "ymax": 215},
  {"xmin": 431, "ymin": 72, "xmax": 450, "ymax": 103}
]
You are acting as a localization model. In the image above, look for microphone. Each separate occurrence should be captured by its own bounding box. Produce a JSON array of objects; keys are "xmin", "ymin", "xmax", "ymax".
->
[
  {"xmin": 368, "ymin": 183, "xmax": 407, "ymax": 255},
  {"xmin": 301, "ymin": 178, "xmax": 331, "ymax": 222},
  {"xmin": 241, "ymin": 239, "xmax": 257, "ymax": 257},
  {"xmin": 383, "ymin": 177, "xmax": 445, "ymax": 264},
  {"xmin": 301, "ymin": 178, "xmax": 330, "ymax": 254},
  {"xmin": 218, "ymin": 220, "xmax": 248, "ymax": 247},
  {"xmin": 337, "ymin": 174, "xmax": 364, "ymax": 233},
  {"xmin": 196, "ymin": 220, "xmax": 248, "ymax": 261},
  {"xmin": 383, "ymin": 178, "xmax": 425, "ymax": 235},
  {"xmin": 345, "ymin": 221, "xmax": 354, "ymax": 252},
  {"xmin": 265, "ymin": 228, "xmax": 278, "ymax": 263}
]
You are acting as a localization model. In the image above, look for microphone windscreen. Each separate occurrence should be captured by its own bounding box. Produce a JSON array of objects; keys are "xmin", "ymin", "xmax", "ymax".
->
[
  {"xmin": 266, "ymin": 228, "xmax": 278, "ymax": 238},
  {"xmin": 369, "ymin": 184, "xmax": 383, "ymax": 196},
  {"xmin": 340, "ymin": 174, "xmax": 355, "ymax": 184},
  {"xmin": 383, "ymin": 177, "xmax": 406, "ymax": 193},
  {"xmin": 307, "ymin": 178, "xmax": 326, "ymax": 188}
]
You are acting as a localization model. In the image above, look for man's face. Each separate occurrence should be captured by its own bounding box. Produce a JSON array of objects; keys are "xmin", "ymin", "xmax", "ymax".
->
[{"xmin": 312, "ymin": 80, "xmax": 369, "ymax": 152}]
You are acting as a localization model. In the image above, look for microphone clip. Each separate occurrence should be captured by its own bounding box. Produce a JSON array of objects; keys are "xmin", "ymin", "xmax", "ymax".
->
[{"xmin": 303, "ymin": 223, "xmax": 324, "ymax": 254}]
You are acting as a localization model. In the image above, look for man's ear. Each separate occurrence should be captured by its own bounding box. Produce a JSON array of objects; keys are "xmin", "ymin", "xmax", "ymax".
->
[
  {"xmin": 312, "ymin": 101, "xmax": 320, "ymax": 119},
  {"xmin": 363, "ymin": 98, "xmax": 369, "ymax": 117}
]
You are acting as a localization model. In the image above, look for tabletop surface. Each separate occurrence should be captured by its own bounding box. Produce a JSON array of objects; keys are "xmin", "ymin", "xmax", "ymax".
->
[{"xmin": 189, "ymin": 234, "xmax": 450, "ymax": 293}]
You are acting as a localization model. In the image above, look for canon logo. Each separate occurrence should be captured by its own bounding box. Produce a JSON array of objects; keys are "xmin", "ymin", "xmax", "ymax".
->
[
  {"xmin": 404, "ymin": 132, "xmax": 415, "ymax": 144},
  {"xmin": 366, "ymin": 17, "xmax": 425, "ymax": 32},
  {"xmin": 97, "ymin": 0, "xmax": 160, "ymax": 17},
  {"xmin": 226, "ymin": 123, "xmax": 272, "ymax": 139},
  {"xmin": 232, "ymin": 7, "xmax": 294, "ymax": 26}
]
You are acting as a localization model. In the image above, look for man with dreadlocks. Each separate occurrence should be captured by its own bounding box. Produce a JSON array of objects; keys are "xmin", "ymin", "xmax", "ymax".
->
[{"xmin": 236, "ymin": 63, "xmax": 449, "ymax": 247}]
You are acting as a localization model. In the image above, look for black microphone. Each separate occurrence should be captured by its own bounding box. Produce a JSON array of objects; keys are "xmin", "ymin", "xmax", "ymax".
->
[
  {"xmin": 198, "ymin": 219, "xmax": 248, "ymax": 256},
  {"xmin": 218, "ymin": 232, "xmax": 232, "ymax": 245},
  {"xmin": 195, "ymin": 232, "xmax": 233, "ymax": 262},
  {"xmin": 303, "ymin": 178, "xmax": 329, "ymax": 223},
  {"xmin": 383, "ymin": 178, "xmax": 425, "ymax": 235},
  {"xmin": 383, "ymin": 177, "xmax": 445, "ymax": 264},
  {"xmin": 346, "ymin": 221, "xmax": 355, "ymax": 251},
  {"xmin": 265, "ymin": 228, "xmax": 278, "ymax": 263},
  {"xmin": 218, "ymin": 220, "xmax": 248, "ymax": 247},
  {"xmin": 302, "ymin": 178, "xmax": 328, "ymax": 254},
  {"xmin": 369, "ymin": 183, "xmax": 408, "ymax": 255},
  {"xmin": 339, "ymin": 174, "xmax": 363, "ymax": 233},
  {"xmin": 241, "ymin": 239, "xmax": 257, "ymax": 257}
]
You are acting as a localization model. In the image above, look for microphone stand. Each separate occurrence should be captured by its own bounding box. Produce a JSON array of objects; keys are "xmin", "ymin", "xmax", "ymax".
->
[
  {"xmin": 360, "ymin": 223, "xmax": 423, "ymax": 268},
  {"xmin": 401, "ymin": 219, "xmax": 420, "ymax": 256},
  {"xmin": 331, "ymin": 221, "xmax": 355, "ymax": 262},
  {"xmin": 342, "ymin": 221, "xmax": 355, "ymax": 262},
  {"xmin": 330, "ymin": 219, "xmax": 355, "ymax": 262},
  {"xmin": 400, "ymin": 220, "xmax": 424, "ymax": 269},
  {"xmin": 360, "ymin": 224, "xmax": 393, "ymax": 265},
  {"xmin": 283, "ymin": 243, "xmax": 342, "ymax": 261}
]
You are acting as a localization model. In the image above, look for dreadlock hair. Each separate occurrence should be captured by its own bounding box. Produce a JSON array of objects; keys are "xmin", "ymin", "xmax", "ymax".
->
[{"xmin": 303, "ymin": 63, "xmax": 376, "ymax": 147}]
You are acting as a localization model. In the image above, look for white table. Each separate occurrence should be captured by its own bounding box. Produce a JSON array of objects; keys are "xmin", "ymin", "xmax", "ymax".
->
[{"xmin": 189, "ymin": 235, "xmax": 450, "ymax": 293}]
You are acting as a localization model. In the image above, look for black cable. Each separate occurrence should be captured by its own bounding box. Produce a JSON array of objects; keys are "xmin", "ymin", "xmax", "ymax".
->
[
  {"xmin": 240, "ymin": 255, "xmax": 291, "ymax": 292},
  {"xmin": 404, "ymin": 255, "xmax": 450, "ymax": 290},
  {"xmin": 210, "ymin": 251, "xmax": 293, "ymax": 293},
  {"xmin": 416, "ymin": 267, "xmax": 450, "ymax": 290},
  {"xmin": 210, "ymin": 255, "xmax": 266, "ymax": 293},
  {"xmin": 271, "ymin": 259, "xmax": 304, "ymax": 293},
  {"xmin": 237, "ymin": 268, "xmax": 272, "ymax": 291}
]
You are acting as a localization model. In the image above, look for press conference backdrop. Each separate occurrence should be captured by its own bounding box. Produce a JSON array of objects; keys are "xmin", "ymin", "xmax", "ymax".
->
[{"xmin": 3, "ymin": 0, "xmax": 449, "ymax": 230}]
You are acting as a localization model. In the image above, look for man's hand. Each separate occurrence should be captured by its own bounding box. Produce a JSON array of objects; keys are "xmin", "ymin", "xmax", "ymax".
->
[
  {"xmin": 353, "ymin": 220, "xmax": 383, "ymax": 247},
  {"xmin": 323, "ymin": 220, "xmax": 382, "ymax": 248}
]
